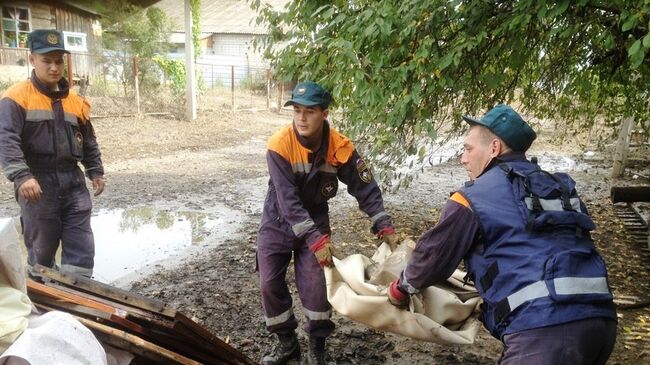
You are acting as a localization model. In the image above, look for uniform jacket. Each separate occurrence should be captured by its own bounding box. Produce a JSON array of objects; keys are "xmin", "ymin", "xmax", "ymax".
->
[
  {"xmin": 460, "ymin": 159, "xmax": 616, "ymax": 339},
  {"xmin": 401, "ymin": 154, "xmax": 616, "ymax": 339},
  {"xmin": 260, "ymin": 121, "xmax": 391, "ymax": 245},
  {"xmin": 0, "ymin": 72, "xmax": 103, "ymax": 187}
]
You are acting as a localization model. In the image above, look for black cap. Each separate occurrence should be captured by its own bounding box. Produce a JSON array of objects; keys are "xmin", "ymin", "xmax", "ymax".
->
[{"xmin": 28, "ymin": 29, "xmax": 69, "ymax": 54}]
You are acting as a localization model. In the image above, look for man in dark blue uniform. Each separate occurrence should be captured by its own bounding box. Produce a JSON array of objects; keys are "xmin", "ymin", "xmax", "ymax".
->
[
  {"xmin": 257, "ymin": 81, "xmax": 398, "ymax": 365},
  {"xmin": 0, "ymin": 29, "xmax": 104, "ymax": 278},
  {"xmin": 388, "ymin": 105, "xmax": 617, "ymax": 365}
]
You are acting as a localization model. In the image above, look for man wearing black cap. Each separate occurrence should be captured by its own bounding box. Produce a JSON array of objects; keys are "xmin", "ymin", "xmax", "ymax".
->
[
  {"xmin": 387, "ymin": 105, "xmax": 617, "ymax": 364},
  {"xmin": 0, "ymin": 29, "xmax": 104, "ymax": 278},
  {"xmin": 257, "ymin": 81, "xmax": 398, "ymax": 365}
]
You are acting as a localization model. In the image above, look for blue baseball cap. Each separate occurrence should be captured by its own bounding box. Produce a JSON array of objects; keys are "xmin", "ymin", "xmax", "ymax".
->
[
  {"xmin": 462, "ymin": 104, "xmax": 537, "ymax": 152},
  {"xmin": 284, "ymin": 81, "xmax": 332, "ymax": 109},
  {"xmin": 28, "ymin": 29, "xmax": 69, "ymax": 54}
]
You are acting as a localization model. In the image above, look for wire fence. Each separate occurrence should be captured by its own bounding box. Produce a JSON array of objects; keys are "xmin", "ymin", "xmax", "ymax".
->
[{"xmin": 0, "ymin": 47, "xmax": 290, "ymax": 117}]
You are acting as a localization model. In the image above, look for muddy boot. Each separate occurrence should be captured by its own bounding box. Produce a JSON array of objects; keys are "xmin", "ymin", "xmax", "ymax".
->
[
  {"xmin": 301, "ymin": 336, "xmax": 326, "ymax": 365},
  {"xmin": 261, "ymin": 331, "xmax": 300, "ymax": 365}
]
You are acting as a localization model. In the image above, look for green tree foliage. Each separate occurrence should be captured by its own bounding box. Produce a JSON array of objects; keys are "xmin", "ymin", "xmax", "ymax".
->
[
  {"xmin": 191, "ymin": 0, "xmax": 202, "ymax": 59},
  {"xmin": 101, "ymin": 0, "xmax": 173, "ymax": 94},
  {"xmin": 253, "ymin": 0, "xmax": 650, "ymax": 186}
]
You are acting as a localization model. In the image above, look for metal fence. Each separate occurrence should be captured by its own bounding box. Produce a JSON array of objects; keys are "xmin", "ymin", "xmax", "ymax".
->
[{"xmin": 0, "ymin": 47, "xmax": 289, "ymax": 117}]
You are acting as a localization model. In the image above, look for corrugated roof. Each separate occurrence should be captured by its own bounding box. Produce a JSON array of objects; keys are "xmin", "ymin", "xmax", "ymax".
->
[{"xmin": 155, "ymin": 0, "xmax": 288, "ymax": 35}]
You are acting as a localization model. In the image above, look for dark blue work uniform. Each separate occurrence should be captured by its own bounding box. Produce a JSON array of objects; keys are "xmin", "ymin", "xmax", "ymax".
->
[
  {"xmin": 257, "ymin": 121, "xmax": 393, "ymax": 337},
  {"xmin": 398, "ymin": 153, "xmax": 617, "ymax": 365},
  {"xmin": 0, "ymin": 72, "xmax": 103, "ymax": 277}
]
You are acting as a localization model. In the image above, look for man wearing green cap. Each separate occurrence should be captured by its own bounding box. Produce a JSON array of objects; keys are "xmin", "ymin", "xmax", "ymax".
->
[
  {"xmin": 257, "ymin": 81, "xmax": 398, "ymax": 365},
  {"xmin": 0, "ymin": 29, "xmax": 104, "ymax": 278},
  {"xmin": 387, "ymin": 104, "xmax": 617, "ymax": 364}
]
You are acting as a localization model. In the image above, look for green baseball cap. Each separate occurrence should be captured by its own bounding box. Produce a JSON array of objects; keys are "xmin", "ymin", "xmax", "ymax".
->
[
  {"xmin": 284, "ymin": 81, "xmax": 332, "ymax": 109},
  {"xmin": 462, "ymin": 104, "xmax": 537, "ymax": 152},
  {"xmin": 28, "ymin": 29, "xmax": 69, "ymax": 54}
]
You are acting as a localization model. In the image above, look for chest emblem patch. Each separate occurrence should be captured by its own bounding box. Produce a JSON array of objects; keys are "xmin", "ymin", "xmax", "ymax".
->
[
  {"xmin": 356, "ymin": 158, "xmax": 372, "ymax": 183},
  {"xmin": 75, "ymin": 131, "xmax": 83, "ymax": 145},
  {"xmin": 321, "ymin": 181, "xmax": 337, "ymax": 198}
]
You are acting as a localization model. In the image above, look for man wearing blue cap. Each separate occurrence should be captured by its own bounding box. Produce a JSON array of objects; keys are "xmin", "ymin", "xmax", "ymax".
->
[
  {"xmin": 387, "ymin": 105, "xmax": 617, "ymax": 364},
  {"xmin": 0, "ymin": 29, "xmax": 104, "ymax": 278},
  {"xmin": 257, "ymin": 81, "xmax": 398, "ymax": 365}
]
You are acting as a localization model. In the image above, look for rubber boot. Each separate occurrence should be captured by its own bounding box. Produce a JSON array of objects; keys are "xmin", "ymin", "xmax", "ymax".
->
[
  {"xmin": 301, "ymin": 336, "xmax": 326, "ymax": 365},
  {"xmin": 261, "ymin": 331, "xmax": 301, "ymax": 365}
]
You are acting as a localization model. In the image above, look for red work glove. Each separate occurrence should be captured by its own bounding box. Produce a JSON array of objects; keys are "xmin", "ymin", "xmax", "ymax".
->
[
  {"xmin": 377, "ymin": 226, "xmax": 400, "ymax": 250},
  {"xmin": 309, "ymin": 235, "xmax": 337, "ymax": 268},
  {"xmin": 388, "ymin": 278, "xmax": 409, "ymax": 307}
]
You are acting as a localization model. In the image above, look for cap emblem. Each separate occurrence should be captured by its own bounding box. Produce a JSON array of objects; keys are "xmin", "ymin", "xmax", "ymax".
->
[
  {"xmin": 297, "ymin": 87, "xmax": 306, "ymax": 95},
  {"xmin": 47, "ymin": 33, "xmax": 58, "ymax": 45}
]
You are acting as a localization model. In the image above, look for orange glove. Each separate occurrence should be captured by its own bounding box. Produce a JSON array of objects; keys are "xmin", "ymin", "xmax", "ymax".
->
[
  {"xmin": 388, "ymin": 278, "xmax": 409, "ymax": 307},
  {"xmin": 309, "ymin": 235, "xmax": 336, "ymax": 268},
  {"xmin": 377, "ymin": 226, "xmax": 399, "ymax": 250}
]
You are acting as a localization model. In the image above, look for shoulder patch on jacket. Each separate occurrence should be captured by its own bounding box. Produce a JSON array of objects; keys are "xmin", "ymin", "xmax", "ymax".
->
[{"xmin": 450, "ymin": 192, "xmax": 470, "ymax": 208}]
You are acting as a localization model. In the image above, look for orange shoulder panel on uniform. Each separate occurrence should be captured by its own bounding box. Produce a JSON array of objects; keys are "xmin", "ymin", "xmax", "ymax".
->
[
  {"xmin": 1, "ymin": 80, "xmax": 51, "ymax": 111},
  {"xmin": 267, "ymin": 124, "xmax": 307, "ymax": 164},
  {"xmin": 62, "ymin": 91, "xmax": 90, "ymax": 124},
  {"xmin": 326, "ymin": 127, "xmax": 354, "ymax": 166},
  {"xmin": 450, "ymin": 192, "xmax": 470, "ymax": 208}
]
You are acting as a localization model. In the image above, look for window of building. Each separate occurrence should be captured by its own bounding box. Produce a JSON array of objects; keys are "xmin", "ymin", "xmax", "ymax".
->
[
  {"xmin": 2, "ymin": 5, "xmax": 31, "ymax": 48},
  {"xmin": 63, "ymin": 31, "xmax": 87, "ymax": 52}
]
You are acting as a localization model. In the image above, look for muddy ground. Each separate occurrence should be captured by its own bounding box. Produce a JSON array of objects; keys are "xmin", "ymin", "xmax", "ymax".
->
[{"xmin": 1, "ymin": 102, "xmax": 649, "ymax": 364}]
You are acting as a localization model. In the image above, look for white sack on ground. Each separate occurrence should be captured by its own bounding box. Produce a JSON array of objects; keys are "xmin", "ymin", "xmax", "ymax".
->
[
  {"xmin": 325, "ymin": 239, "xmax": 483, "ymax": 344},
  {"xmin": 0, "ymin": 311, "xmax": 108, "ymax": 365},
  {"xmin": 0, "ymin": 219, "xmax": 111, "ymax": 365}
]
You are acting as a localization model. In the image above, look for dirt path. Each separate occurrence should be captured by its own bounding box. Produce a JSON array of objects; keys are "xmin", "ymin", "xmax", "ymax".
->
[{"xmin": 1, "ymin": 106, "xmax": 648, "ymax": 364}]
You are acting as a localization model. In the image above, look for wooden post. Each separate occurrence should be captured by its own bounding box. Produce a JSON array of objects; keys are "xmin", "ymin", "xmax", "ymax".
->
[
  {"xmin": 231, "ymin": 65, "xmax": 235, "ymax": 110},
  {"xmin": 184, "ymin": 0, "xmax": 197, "ymax": 121},
  {"xmin": 266, "ymin": 69, "xmax": 271, "ymax": 110},
  {"xmin": 612, "ymin": 117, "xmax": 634, "ymax": 177},
  {"xmin": 66, "ymin": 53, "xmax": 73, "ymax": 85},
  {"xmin": 132, "ymin": 57, "xmax": 141, "ymax": 115},
  {"xmin": 277, "ymin": 83, "xmax": 283, "ymax": 113}
]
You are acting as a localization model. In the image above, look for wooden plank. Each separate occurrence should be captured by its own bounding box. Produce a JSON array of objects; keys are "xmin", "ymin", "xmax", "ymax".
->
[
  {"xmin": 28, "ymin": 279, "xmax": 123, "ymax": 315},
  {"xmin": 33, "ymin": 264, "xmax": 176, "ymax": 317},
  {"xmin": 30, "ymin": 284, "xmax": 234, "ymax": 364},
  {"xmin": 174, "ymin": 313, "xmax": 258, "ymax": 365},
  {"xmin": 75, "ymin": 316, "xmax": 206, "ymax": 365}
]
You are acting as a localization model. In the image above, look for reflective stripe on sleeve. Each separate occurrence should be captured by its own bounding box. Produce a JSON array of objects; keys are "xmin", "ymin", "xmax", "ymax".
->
[
  {"xmin": 264, "ymin": 308, "xmax": 294, "ymax": 326},
  {"xmin": 292, "ymin": 218, "xmax": 315, "ymax": 236},
  {"xmin": 303, "ymin": 308, "xmax": 331, "ymax": 321},
  {"xmin": 3, "ymin": 162, "xmax": 29, "ymax": 179},
  {"xmin": 370, "ymin": 211, "xmax": 388, "ymax": 224}
]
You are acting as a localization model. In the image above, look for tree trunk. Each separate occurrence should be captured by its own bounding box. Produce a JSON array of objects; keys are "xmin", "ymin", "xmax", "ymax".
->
[{"xmin": 611, "ymin": 117, "xmax": 634, "ymax": 177}]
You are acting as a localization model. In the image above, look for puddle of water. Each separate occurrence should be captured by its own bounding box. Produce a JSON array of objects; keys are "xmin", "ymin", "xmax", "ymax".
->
[{"xmin": 91, "ymin": 205, "xmax": 242, "ymax": 284}]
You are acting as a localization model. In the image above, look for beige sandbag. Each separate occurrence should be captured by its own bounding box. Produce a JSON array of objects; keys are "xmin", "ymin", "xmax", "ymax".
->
[
  {"xmin": 325, "ymin": 239, "xmax": 483, "ymax": 344},
  {"xmin": 0, "ymin": 218, "xmax": 32, "ymax": 354},
  {"xmin": 0, "ymin": 287, "xmax": 31, "ymax": 354}
]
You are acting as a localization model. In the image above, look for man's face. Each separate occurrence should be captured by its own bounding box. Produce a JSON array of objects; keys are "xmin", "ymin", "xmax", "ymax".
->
[
  {"xmin": 460, "ymin": 125, "xmax": 500, "ymax": 180},
  {"xmin": 29, "ymin": 51, "xmax": 65, "ymax": 89},
  {"xmin": 292, "ymin": 104, "xmax": 328, "ymax": 140}
]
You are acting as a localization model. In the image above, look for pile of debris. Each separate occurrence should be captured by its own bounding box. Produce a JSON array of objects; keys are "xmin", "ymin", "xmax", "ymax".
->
[{"xmin": 26, "ymin": 265, "xmax": 256, "ymax": 365}]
